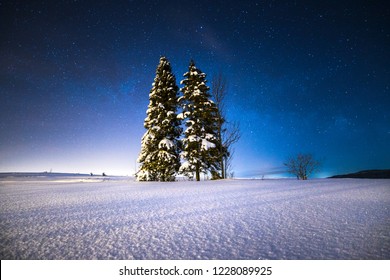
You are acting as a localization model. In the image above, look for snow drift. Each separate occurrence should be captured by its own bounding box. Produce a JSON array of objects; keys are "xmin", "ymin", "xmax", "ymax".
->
[{"xmin": 0, "ymin": 176, "xmax": 389, "ymax": 259}]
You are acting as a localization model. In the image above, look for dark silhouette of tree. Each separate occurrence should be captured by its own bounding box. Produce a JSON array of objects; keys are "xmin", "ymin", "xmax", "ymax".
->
[
  {"xmin": 211, "ymin": 73, "xmax": 241, "ymax": 179},
  {"xmin": 284, "ymin": 153, "xmax": 321, "ymax": 180}
]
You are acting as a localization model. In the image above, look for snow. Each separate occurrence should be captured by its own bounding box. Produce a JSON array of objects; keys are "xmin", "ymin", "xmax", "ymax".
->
[
  {"xmin": 177, "ymin": 112, "xmax": 185, "ymax": 119},
  {"xmin": 166, "ymin": 111, "xmax": 174, "ymax": 117},
  {"xmin": 135, "ymin": 170, "xmax": 150, "ymax": 182},
  {"xmin": 188, "ymin": 135, "xmax": 199, "ymax": 142},
  {"xmin": 0, "ymin": 176, "xmax": 389, "ymax": 260},
  {"xmin": 201, "ymin": 138, "xmax": 215, "ymax": 150},
  {"xmin": 184, "ymin": 126, "xmax": 193, "ymax": 135},
  {"xmin": 205, "ymin": 133, "xmax": 215, "ymax": 140},
  {"xmin": 158, "ymin": 138, "xmax": 174, "ymax": 150},
  {"xmin": 157, "ymin": 150, "xmax": 176, "ymax": 161},
  {"xmin": 186, "ymin": 120, "xmax": 195, "ymax": 126},
  {"xmin": 179, "ymin": 161, "xmax": 192, "ymax": 171}
]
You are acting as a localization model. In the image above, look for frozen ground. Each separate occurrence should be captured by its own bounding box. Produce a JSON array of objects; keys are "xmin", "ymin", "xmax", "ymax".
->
[{"xmin": 0, "ymin": 175, "xmax": 389, "ymax": 259}]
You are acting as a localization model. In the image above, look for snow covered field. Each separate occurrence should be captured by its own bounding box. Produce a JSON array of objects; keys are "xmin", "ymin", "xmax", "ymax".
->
[{"xmin": 0, "ymin": 175, "xmax": 389, "ymax": 260}]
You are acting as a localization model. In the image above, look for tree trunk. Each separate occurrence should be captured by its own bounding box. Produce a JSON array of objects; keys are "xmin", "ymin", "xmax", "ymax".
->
[{"xmin": 220, "ymin": 156, "xmax": 225, "ymax": 179}]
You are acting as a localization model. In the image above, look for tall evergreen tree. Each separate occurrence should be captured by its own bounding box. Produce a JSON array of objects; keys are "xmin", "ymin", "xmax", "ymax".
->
[
  {"xmin": 178, "ymin": 60, "xmax": 220, "ymax": 181},
  {"xmin": 136, "ymin": 57, "xmax": 181, "ymax": 181}
]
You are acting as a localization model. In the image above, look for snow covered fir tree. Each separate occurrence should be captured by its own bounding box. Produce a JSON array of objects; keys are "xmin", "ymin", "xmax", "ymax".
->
[
  {"xmin": 136, "ymin": 57, "xmax": 181, "ymax": 181},
  {"xmin": 178, "ymin": 60, "xmax": 221, "ymax": 181}
]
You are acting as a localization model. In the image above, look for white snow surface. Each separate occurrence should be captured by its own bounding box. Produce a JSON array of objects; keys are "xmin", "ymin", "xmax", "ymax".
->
[
  {"xmin": 158, "ymin": 138, "xmax": 174, "ymax": 150},
  {"xmin": 0, "ymin": 176, "xmax": 389, "ymax": 260},
  {"xmin": 201, "ymin": 138, "xmax": 215, "ymax": 150}
]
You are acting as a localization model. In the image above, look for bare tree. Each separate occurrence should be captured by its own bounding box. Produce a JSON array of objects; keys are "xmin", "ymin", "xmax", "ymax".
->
[
  {"xmin": 284, "ymin": 153, "xmax": 321, "ymax": 180},
  {"xmin": 211, "ymin": 73, "xmax": 241, "ymax": 179},
  {"xmin": 223, "ymin": 122, "xmax": 240, "ymax": 178}
]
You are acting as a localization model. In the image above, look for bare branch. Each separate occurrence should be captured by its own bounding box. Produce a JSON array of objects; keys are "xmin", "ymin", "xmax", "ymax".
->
[
  {"xmin": 284, "ymin": 153, "xmax": 321, "ymax": 180},
  {"xmin": 223, "ymin": 121, "xmax": 241, "ymax": 148},
  {"xmin": 211, "ymin": 73, "xmax": 241, "ymax": 179},
  {"xmin": 211, "ymin": 73, "xmax": 227, "ymax": 117}
]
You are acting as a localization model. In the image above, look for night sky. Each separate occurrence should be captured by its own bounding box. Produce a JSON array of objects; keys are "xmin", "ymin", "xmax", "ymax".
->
[{"xmin": 1, "ymin": 0, "xmax": 389, "ymax": 177}]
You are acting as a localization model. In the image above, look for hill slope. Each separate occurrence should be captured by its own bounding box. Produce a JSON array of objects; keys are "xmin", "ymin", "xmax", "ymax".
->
[{"xmin": 329, "ymin": 169, "xmax": 390, "ymax": 179}]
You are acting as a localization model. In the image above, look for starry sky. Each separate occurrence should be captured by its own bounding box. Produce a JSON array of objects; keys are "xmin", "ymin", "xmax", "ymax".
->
[{"xmin": 1, "ymin": 0, "xmax": 389, "ymax": 177}]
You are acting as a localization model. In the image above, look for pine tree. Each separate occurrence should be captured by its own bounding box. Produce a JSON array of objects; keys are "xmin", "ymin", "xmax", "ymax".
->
[
  {"xmin": 178, "ymin": 60, "xmax": 220, "ymax": 181},
  {"xmin": 136, "ymin": 57, "xmax": 181, "ymax": 181}
]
